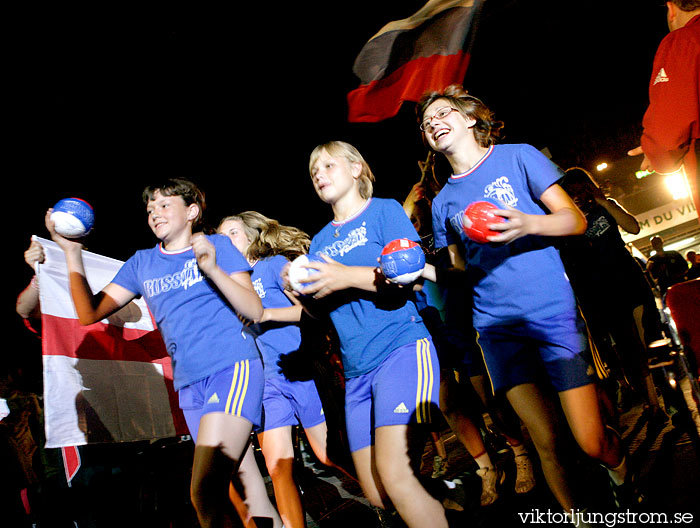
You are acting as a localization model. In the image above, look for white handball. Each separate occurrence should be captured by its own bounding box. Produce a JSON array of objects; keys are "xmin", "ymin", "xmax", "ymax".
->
[
  {"xmin": 288, "ymin": 254, "xmax": 324, "ymax": 292},
  {"xmin": 50, "ymin": 197, "xmax": 95, "ymax": 238}
]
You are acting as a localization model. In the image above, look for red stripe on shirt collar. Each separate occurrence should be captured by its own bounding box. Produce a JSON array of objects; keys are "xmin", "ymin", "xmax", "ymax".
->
[
  {"xmin": 331, "ymin": 198, "xmax": 372, "ymax": 226},
  {"xmin": 450, "ymin": 145, "xmax": 494, "ymax": 180},
  {"xmin": 159, "ymin": 243, "xmax": 192, "ymax": 255}
]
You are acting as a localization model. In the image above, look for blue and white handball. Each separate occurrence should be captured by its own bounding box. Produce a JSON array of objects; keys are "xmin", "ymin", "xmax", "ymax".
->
[
  {"xmin": 288, "ymin": 254, "xmax": 325, "ymax": 292},
  {"xmin": 50, "ymin": 197, "xmax": 95, "ymax": 238},
  {"xmin": 380, "ymin": 238, "xmax": 426, "ymax": 285}
]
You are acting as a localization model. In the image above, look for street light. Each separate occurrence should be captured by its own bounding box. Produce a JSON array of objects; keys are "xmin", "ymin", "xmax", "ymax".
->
[
  {"xmin": 665, "ymin": 237, "xmax": 696, "ymax": 252},
  {"xmin": 664, "ymin": 171, "xmax": 690, "ymax": 200},
  {"xmin": 649, "ymin": 237, "xmax": 697, "ymax": 256}
]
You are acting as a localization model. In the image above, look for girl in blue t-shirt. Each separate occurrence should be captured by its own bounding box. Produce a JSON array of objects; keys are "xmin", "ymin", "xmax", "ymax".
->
[
  {"xmin": 291, "ymin": 141, "xmax": 448, "ymax": 528},
  {"xmin": 45, "ymin": 178, "xmax": 281, "ymax": 528},
  {"xmin": 218, "ymin": 210, "xmax": 342, "ymax": 528},
  {"xmin": 417, "ymin": 85, "xmax": 635, "ymax": 512}
]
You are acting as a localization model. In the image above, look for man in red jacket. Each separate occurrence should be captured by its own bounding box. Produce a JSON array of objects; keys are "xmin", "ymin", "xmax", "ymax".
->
[{"xmin": 629, "ymin": 1, "xmax": 700, "ymax": 214}]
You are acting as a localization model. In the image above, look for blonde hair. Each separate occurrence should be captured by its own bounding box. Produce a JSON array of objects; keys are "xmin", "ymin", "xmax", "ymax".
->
[
  {"xmin": 218, "ymin": 211, "xmax": 310, "ymax": 262},
  {"xmin": 309, "ymin": 141, "xmax": 375, "ymax": 200}
]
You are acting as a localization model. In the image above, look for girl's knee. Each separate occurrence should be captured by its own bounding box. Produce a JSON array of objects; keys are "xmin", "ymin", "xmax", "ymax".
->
[
  {"xmin": 376, "ymin": 459, "xmax": 416, "ymax": 497},
  {"xmin": 265, "ymin": 457, "xmax": 294, "ymax": 481},
  {"xmin": 528, "ymin": 426, "xmax": 558, "ymax": 457},
  {"xmin": 578, "ymin": 437, "xmax": 605, "ymax": 460},
  {"xmin": 314, "ymin": 453, "xmax": 332, "ymax": 467},
  {"xmin": 577, "ymin": 428, "xmax": 617, "ymax": 461},
  {"xmin": 365, "ymin": 491, "xmax": 388, "ymax": 509},
  {"xmin": 189, "ymin": 483, "xmax": 200, "ymax": 509},
  {"xmin": 355, "ymin": 473, "xmax": 389, "ymax": 509},
  {"xmin": 190, "ymin": 445, "xmax": 237, "ymax": 512},
  {"xmin": 190, "ymin": 476, "xmax": 217, "ymax": 514}
]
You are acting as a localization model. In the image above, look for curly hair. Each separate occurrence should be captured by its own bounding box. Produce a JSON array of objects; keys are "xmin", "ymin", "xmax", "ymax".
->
[
  {"xmin": 417, "ymin": 84, "xmax": 504, "ymax": 148},
  {"xmin": 218, "ymin": 211, "xmax": 310, "ymax": 262}
]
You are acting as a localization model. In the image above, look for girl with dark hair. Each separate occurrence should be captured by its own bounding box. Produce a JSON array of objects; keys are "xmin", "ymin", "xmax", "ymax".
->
[{"xmin": 46, "ymin": 178, "xmax": 281, "ymax": 528}]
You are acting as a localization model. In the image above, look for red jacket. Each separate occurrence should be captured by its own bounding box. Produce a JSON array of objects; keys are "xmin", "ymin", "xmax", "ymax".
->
[{"xmin": 641, "ymin": 14, "xmax": 699, "ymax": 182}]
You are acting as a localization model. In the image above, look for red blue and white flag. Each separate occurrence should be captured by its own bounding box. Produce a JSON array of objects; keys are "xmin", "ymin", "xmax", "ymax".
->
[
  {"xmin": 347, "ymin": 0, "xmax": 483, "ymax": 123},
  {"xmin": 36, "ymin": 236, "xmax": 188, "ymax": 448}
]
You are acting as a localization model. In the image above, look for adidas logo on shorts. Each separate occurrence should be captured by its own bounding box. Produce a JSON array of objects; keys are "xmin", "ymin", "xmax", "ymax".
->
[
  {"xmin": 207, "ymin": 393, "xmax": 220, "ymax": 404},
  {"xmin": 393, "ymin": 402, "xmax": 409, "ymax": 414}
]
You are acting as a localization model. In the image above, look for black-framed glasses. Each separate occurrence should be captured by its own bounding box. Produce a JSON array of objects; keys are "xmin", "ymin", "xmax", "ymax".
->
[{"xmin": 420, "ymin": 106, "xmax": 458, "ymax": 132}]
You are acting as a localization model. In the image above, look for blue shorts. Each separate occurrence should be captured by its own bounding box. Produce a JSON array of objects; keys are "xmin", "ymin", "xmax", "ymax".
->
[
  {"xmin": 257, "ymin": 377, "xmax": 326, "ymax": 433},
  {"xmin": 476, "ymin": 312, "xmax": 595, "ymax": 394},
  {"xmin": 178, "ymin": 359, "xmax": 264, "ymax": 443},
  {"xmin": 344, "ymin": 337, "xmax": 440, "ymax": 452},
  {"xmin": 455, "ymin": 334, "xmax": 486, "ymax": 377}
]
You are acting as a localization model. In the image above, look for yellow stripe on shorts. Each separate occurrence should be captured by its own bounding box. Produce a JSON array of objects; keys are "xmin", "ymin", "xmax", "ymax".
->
[
  {"xmin": 577, "ymin": 307, "xmax": 609, "ymax": 380},
  {"xmin": 475, "ymin": 331, "xmax": 496, "ymax": 396},
  {"xmin": 415, "ymin": 338, "xmax": 434, "ymax": 423},
  {"xmin": 225, "ymin": 359, "xmax": 250, "ymax": 416}
]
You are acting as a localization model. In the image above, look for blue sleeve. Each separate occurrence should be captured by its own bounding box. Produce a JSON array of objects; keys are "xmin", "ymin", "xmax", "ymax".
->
[
  {"xmin": 212, "ymin": 234, "xmax": 252, "ymax": 275},
  {"xmin": 111, "ymin": 254, "xmax": 142, "ymax": 296},
  {"xmin": 381, "ymin": 199, "xmax": 421, "ymax": 245},
  {"xmin": 271, "ymin": 254, "xmax": 290, "ymax": 291},
  {"xmin": 518, "ymin": 144, "xmax": 565, "ymax": 201},
  {"xmin": 432, "ymin": 198, "xmax": 452, "ymax": 249}
]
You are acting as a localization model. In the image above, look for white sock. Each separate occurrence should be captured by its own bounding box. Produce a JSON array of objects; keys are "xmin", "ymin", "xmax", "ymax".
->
[
  {"xmin": 607, "ymin": 456, "xmax": 627, "ymax": 486},
  {"xmin": 474, "ymin": 451, "xmax": 493, "ymax": 469},
  {"xmin": 509, "ymin": 442, "xmax": 528, "ymax": 457}
]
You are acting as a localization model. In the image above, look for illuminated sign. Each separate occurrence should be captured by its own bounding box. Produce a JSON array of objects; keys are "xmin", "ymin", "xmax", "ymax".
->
[{"xmin": 621, "ymin": 198, "xmax": 698, "ymax": 243}]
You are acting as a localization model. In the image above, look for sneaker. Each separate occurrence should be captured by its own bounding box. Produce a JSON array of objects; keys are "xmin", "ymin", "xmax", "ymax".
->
[
  {"xmin": 476, "ymin": 466, "xmax": 504, "ymax": 506},
  {"xmin": 514, "ymin": 454, "xmax": 536, "ymax": 494},
  {"xmin": 608, "ymin": 471, "xmax": 645, "ymax": 510},
  {"xmin": 431, "ymin": 455, "xmax": 448, "ymax": 479}
]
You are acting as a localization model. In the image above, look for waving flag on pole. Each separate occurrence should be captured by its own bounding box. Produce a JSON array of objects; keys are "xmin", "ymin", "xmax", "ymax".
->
[
  {"xmin": 347, "ymin": 0, "xmax": 483, "ymax": 123},
  {"xmin": 36, "ymin": 236, "xmax": 188, "ymax": 448}
]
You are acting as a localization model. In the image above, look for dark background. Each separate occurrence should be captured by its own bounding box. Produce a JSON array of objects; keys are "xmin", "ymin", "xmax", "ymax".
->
[{"xmin": 8, "ymin": 0, "xmax": 669, "ymax": 369}]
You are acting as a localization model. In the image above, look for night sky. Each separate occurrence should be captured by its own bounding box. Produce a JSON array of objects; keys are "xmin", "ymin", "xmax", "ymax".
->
[{"xmin": 7, "ymin": 0, "xmax": 670, "ymax": 361}]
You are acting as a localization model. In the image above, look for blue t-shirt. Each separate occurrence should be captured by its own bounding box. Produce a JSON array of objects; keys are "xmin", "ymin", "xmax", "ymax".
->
[
  {"xmin": 248, "ymin": 255, "xmax": 302, "ymax": 379},
  {"xmin": 431, "ymin": 144, "xmax": 577, "ymax": 328},
  {"xmin": 309, "ymin": 197, "xmax": 430, "ymax": 378},
  {"xmin": 111, "ymin": 234, "xmax": 260, "ymax": 390}
]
